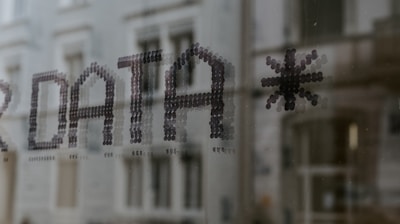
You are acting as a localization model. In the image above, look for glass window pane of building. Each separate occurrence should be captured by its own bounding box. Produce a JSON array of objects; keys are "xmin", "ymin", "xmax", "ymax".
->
[{"xmin": 0, "ymin": 0, "xmax": 398, "ymax": 224}]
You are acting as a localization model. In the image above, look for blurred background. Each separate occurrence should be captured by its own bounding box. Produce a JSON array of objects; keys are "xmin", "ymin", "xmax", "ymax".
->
[{"xmin": 0, "ymin": 0, "xmax": 399, "ymax": 224}]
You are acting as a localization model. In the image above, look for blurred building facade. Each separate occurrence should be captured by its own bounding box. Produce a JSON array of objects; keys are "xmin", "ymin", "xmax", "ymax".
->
[
  {"xmin": 1, "ymin": 0, "xmax": 400, "ymax": 224},
  {"xmin": 252, "ymin": 0, "xmax": 400, "ymax": 224},
  {"xmin": 0, "ymin": 0, "xmax": 249, "ymax": 224}
]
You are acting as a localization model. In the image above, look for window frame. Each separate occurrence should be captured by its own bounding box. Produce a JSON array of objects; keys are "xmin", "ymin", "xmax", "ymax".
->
[{"xmin": 281, "ymin": 111, "xmax": 365, "ymax": 224}]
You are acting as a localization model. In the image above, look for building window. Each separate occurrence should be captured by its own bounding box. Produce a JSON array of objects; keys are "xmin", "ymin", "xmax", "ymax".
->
[
  {"xmin": 151, "ymin": 156, "xmax": 171, "ymax": 208},
  {"xmin": 0, "ymin": 153, "xmax": 16, "ymax": 223},
  {"xmin": 389, "ymin": 111, "xmax": 400, "ymax": 134},
  {"xmin": 387, "ymin": 98, "xmax": 400, "ymax": 135},
  {"xmin": 172, "ymin": 32, "xmax": 194, "ymax": 89},
  {"xmin": 65, "ymin": 52, "xmax": 84, "ymax": 82},
  {"xmin": 57, "ymin": 159, "xmax": 78, "ymax": 208},
  {"xmin": 311, "ymin": 174, "xmax": 346, "ymax": 212},
  {"xmin": 4, "ymin": 63, "xmax": 20, "ymax": 110},
  {"xmin": 5, "ymin": 65, "xmax": 20, "ymax": 84},
  {"xmin": 125, "ymin": 158, "xmax": 143, "ymax": 208},
  {"xmin": 1, "ymin": 0, "xmax": 27, "ymax": 23},
  {"xmin": 283, "ymin": 118, "xmax": 357, "ymax": 223},
  {"xmin": 181, "ymin": 153, "xmax": 202, "ymax": 209},
  {"xmin": 300, "ymin": 0, "xmax": 344, "ymax": 41},
  {"xmin": 138, "ymin": 39, "xmax": 160, "ymax": 93}
]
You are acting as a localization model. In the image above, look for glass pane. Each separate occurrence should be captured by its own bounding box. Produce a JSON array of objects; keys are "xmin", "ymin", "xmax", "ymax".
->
[
  {"xmin": 125, "ymin": 158, "xmax": 143, "ymax": 207},
  {"xmin": 182, "ymin": 153, "xmax": 202, "ymax": 209},
  {"xmin": 308, "ymin": 120, "xmax": 348, "ymax": 166},
  {"xmin": 151, "ymin": 157, "xmax": 171, "ymax": 208},
  {"xmin": 139, "ymin": 40, "xmax": 160, "ymax": 92},
  {"xmin": 173, "ymin": 33, "xmax": 194, "ymax": 88},
  {"xmin": 0, "ymin": 0, "xmax": 399, "ymax": 224},
  {"xmin": 57, "ymin": 160, "xmax": 78, "ymax": 207},
  {"xmin": 301, "ymin": 0, "xmax": 343, "ymax": 41},
  {"xmin": 312, "ymin": 175, "xmax": 346, "ymax": 213},
  {"xmin": 297, "ymin": 176, "xmax": 304, "ymax": 212}
]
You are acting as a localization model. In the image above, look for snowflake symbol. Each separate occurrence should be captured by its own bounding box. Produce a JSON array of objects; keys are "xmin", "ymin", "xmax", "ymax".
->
[{"xmin": 261, "ymin": 48, "xmax": 324, "ymax": 111}]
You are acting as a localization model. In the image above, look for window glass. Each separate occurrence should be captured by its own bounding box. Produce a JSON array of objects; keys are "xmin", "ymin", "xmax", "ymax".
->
[
  {"xmin": 65, "ymin": 52, "xmax": 83, "ymax": 82},
  {"xmin": 139, "ymin": 39, "xmax": 160, "ymax": 93},
  {"xmin": 151, "ymin": 156, "xmax": 171, "ymax": 208},
  {"xmin": 181, "ymin": 152, "xmax": 202, "ymax": 209},
  {"xmin": 57, "ymin": 159, "xmax": 78, "ymax": 208},
  {"xmin": 125, "ymin": 158, "xmax": 143, "ymax": 208},
  {"xmin": 301, "ymin": 0, "xmax": 344, "ymax": 41},
  {"xmin": 0, "ymin": 1, "xmax": 398, "ymax": 224},
  {"xmin": 172, "ymin": 32, "xmax": 194, "ymax": 88}
]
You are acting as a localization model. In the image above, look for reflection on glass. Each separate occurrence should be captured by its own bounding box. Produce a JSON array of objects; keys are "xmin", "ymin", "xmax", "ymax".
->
[
  {"xmin": 300, "ymin": 0, "xmax": 343, "ymax": 41},
  {"xmin": 172, "ymin": 32, "xmax": 194, "ymax": 88},
  {"xmin": 57, "ymin": 159, "xmax": 78, "ymax": 208},
  {"xmin": 125, "ymin": 158, "xmax": 143, "ymax": 208},
  {"xmin": 151, "ymin": 156, "xmax": 171, "ymax": 208},
  {"xmin": 139, "ymin": 39, "xmax": 160, "ymax": 93},
  {"xmin": 182, "ymin": 153, "xmax": 202, "ymax": 209},
  {"xmin": 312, "ymin": 175, "xmax": 346, "ymax": 213}
]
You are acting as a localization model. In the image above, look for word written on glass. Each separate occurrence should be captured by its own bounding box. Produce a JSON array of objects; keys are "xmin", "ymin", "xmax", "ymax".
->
[{"xmin": 0, "ymin": 43, "xmax": 234, "ymax": 151}]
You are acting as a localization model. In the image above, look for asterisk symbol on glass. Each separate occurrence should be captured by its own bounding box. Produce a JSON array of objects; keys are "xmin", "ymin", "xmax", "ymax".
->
[{"xmin": 261, "ymin": 48, "xmax": 324, "ymax": 111}]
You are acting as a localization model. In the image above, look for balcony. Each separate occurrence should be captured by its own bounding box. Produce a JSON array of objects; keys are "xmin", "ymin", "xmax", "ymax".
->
[{"xmin": 331, "ymin": 16, "xmax": 400, "ymax": 88}]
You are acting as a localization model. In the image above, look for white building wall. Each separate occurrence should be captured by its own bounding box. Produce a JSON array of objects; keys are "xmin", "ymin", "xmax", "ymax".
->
[{"xmin": 0, "ymin": 0, "xmax": 244, "ymax": 224}]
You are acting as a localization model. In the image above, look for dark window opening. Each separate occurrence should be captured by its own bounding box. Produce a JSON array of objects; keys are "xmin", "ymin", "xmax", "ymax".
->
[
  {"xmin": 300, "ymin": 0, "xmax": 344, "ymax": 42},
  {"xmin": 139, "ymin": 39, "xmax": 160, "ymax": 93},
  {"xmin": 172, "ymin": 33, "xmax": 195, "ymax": 89}
]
